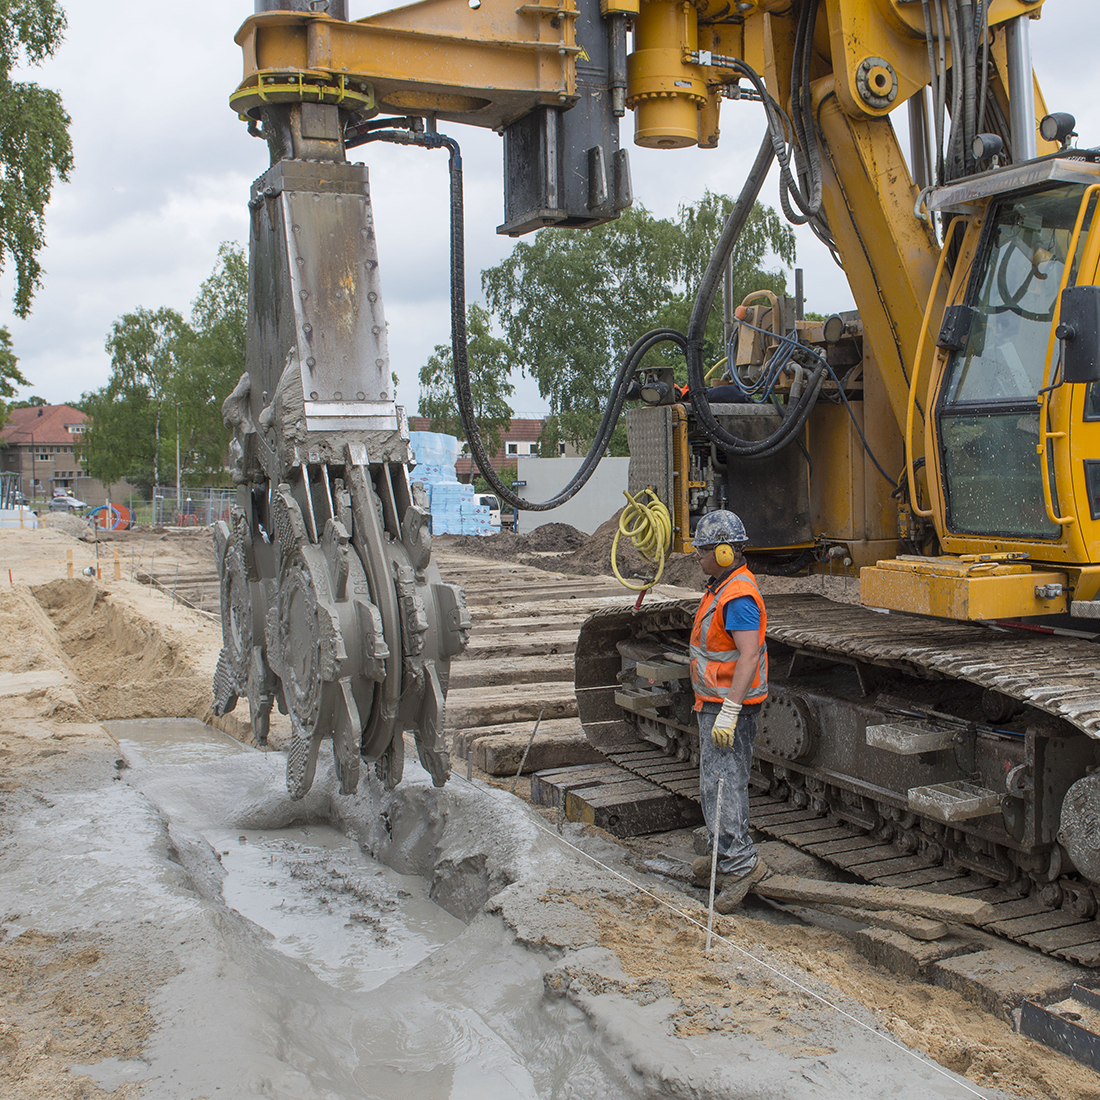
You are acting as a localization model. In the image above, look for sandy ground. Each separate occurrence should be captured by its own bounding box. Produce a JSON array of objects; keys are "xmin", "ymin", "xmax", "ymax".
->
[{"xmin": 0, "ymin": 525, "xmax": 1097, "ymax": 1098}]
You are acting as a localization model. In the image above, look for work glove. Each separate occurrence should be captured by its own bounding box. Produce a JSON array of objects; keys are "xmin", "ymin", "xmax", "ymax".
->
[{"xmin": 711, "ymin": 699, "xmax": 742, "ymax": 748}]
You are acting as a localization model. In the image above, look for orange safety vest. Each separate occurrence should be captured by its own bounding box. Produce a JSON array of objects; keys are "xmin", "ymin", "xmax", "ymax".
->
[{"xmin": 689, "ymin": 563, "xmax": 768, "ymax": 709}]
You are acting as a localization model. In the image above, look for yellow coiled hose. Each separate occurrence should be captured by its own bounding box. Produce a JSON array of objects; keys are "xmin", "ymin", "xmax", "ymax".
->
[{"xmin": 611, "ymin": 488, "xmax": 672, "ymax": 591}]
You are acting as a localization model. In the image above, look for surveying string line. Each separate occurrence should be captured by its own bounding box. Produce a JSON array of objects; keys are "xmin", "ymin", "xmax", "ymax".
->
[{"xmin": 458, "ymin": 771, "xmax": 994, "ymax": 1100}]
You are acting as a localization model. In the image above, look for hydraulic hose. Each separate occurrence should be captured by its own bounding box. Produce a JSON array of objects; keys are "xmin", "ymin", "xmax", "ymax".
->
[
  {"xmin": 359, "ymin": 125, "xmax": 629, "ymax": 511},
  {"xmin": 373, "ymin": 114, "xmax": 829, "ymax": 510},
  {"xmin": 683, "ymin": 132, "xmax": 828, "ymax": 459}
]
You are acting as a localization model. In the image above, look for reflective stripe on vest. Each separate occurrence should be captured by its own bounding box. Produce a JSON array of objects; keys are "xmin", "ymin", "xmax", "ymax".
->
[{"xmin": 689, "ymin": 565, "xmax": 768, "ymax": 706}]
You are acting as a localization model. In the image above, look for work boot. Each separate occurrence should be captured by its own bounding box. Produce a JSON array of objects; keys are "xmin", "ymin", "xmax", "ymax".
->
[
  {"xmin": 692, "ymin": 854, "xmax": 739, "ymax": 887},
  {"xmin": 692, "ymin": 854, "xmax": 726, "ymax": 886},
  {"xmin": 713, "ymin": 858, "xmax": 772, "ymax": 913}
]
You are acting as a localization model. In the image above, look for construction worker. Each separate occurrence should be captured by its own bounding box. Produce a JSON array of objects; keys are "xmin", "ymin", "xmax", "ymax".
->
[{"xmin": 689, "ymin": 510, "xmax": 771, "ymax": 912}]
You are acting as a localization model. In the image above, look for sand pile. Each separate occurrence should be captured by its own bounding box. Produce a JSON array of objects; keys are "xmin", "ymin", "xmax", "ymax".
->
[
  {"xmin": 32, "ymin": 578, "xmax": 212, "ymax": 721},
  {"xmin": 435, "ymin": 512, "xmax": 706, "ymax": 589},
  {"xmin": 553, "ymin": 510, "xmax": 704, "ymax": 589},
  {"xmin": 38, "ymin": 513, "xmax": 89, "ymax": 538}
]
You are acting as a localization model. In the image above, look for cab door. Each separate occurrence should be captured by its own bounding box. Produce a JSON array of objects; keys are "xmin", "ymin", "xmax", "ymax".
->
[{"xmin": 934, "ymin": 184, "xmax": 1088, "ymax": 550}]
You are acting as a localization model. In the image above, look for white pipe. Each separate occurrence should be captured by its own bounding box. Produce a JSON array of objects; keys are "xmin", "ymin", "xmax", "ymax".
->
[{"xmin": 705, "ymin": 776, "xmax": 725, "ymax": 952}]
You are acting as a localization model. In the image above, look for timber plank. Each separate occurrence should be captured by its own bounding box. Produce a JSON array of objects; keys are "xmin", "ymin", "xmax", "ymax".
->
[
  {"xmin": 780, "ymin": 826, "xmax": 863, "ymax": 845},
  {"xmin": 831, "ymin": 845, "xmax": 906, "ymax": 868},
  {"xmin": 917, "ymin": 876, "xmax": 990, "ymax": 897},
  {"xmin": 755, "ymin": 875, "xmax": 994, "ymax": 925},
  {"xmin": 1058, "ymin": 941, "xmax": 1100, "ymax": 966},
  {"xmin": 804, "ymin": 836, "xmax": 878, "ymax": 857},
  {"xmin": 752, "ymin": 808, "xmax": 825, "ymax": 827},
  {"xmin": 806, "ymin": 904, "xmax": 948, "ymax": 941},
  {"xmin": 1024, "ymin": 923, "xmax": 1100, "ymax": 952},
  {"xmin": 764, "ymin": 819, "xmax": 854, "ymax": 841},
  {"xmin": 974, "ymin": 897, "xmax": 1048, "ymax": 924},
  {"xmin": 449, "ymin": 652, "xmax": 574, "ymax": 688}
]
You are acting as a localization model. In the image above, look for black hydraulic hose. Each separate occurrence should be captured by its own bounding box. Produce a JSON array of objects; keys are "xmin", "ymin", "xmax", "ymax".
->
[
  {"xmin": 374, "ymin": 119, "xmax": 827, "ymax": 508},
  {"xmin": 789, "ymin": 0, "xmax": 823, "ymax": 221},
  {"xmin": 682, "ymin": 131, "xmax": 827, "ymax": 459},
  {"xmin": 360, "ymin": 125, "xmax": 645, "ymax": 510},
  {"xmin": 944, "ymin": 0, "xmax": 966, "ymax": 181},
  {"xmin": 960, "ymin": 0, "xmax": 977, "ymax": 175},
  {"xmin": 977, "ymin": 0, "xmax": 991, "ymax": 137},
  {"xmin": 445, "ymin": 136, "xmax": 627, "ymax": 510}
]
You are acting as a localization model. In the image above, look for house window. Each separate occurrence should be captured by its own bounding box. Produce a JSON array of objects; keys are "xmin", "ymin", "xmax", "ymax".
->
[
  {"xmin": 507, "ymin": 442, "xmax": 518, "ymax": 455},
  {"xmin": 559, "ymin": 442, "xmax": 567, "ymax": 455},
  {"xmin": 36, "ymin": 451, "xmax": 49, "ymax": 462},
  {"xmin": 529, "ymin": 442, "xmax": 539, "ymax": 455}
]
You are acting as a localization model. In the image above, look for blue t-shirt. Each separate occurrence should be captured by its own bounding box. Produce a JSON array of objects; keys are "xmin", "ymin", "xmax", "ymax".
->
[{"xmin": 723, "ymin": 594, "xmax": 760, "ymax": 633}]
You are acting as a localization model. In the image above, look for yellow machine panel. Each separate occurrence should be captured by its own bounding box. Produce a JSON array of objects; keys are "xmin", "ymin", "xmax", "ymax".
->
[{"xmin": 862, "ymin": 557, "xmax": 1069, "ymax": 619}]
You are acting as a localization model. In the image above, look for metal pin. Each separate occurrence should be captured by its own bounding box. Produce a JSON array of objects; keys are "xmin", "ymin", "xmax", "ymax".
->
[
  {"xmin": 510, "ymin": 708, "xmax": 545, "ymax": 794},
  {"xmin": 706, "ymin": 777, "xmax": 725, "ymax": 953}
]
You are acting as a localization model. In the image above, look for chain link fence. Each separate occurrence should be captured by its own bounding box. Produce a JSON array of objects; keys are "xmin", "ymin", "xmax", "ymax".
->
[{"xmin": 147, "ymin": 487, "xmax": 235, "ymax": 527}]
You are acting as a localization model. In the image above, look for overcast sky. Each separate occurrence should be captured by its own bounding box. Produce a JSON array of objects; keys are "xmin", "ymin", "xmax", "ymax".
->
[{"xmin": 1, "ymin": 2, "xmax": 1098, "ymax": 416}]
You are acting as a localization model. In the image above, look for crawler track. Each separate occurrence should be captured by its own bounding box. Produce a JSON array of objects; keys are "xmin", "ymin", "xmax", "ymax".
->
[
  {"xmin": 609, "ymin": 745, "xmax": 1100, "ymax": 965},
  {"xmin": 577, "ymin": 594, "xmax": 1100, "ymax": 965}
]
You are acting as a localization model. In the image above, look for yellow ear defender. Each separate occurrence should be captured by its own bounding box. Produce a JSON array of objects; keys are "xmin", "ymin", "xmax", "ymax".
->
[{"xmin": 714, "ymin": 543, "xmax": 735, "ymax": 568}]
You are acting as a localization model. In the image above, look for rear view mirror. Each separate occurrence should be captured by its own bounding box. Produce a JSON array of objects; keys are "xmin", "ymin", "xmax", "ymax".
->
[{"xmin": 1057, "ymin": 285, "xmax": 1100, "ymax": 384}]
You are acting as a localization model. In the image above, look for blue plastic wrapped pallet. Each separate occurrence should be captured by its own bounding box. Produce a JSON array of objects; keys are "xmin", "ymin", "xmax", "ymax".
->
[{"xmin": 406, "ymin": 432, "xmax": 493, "ymax": 534}]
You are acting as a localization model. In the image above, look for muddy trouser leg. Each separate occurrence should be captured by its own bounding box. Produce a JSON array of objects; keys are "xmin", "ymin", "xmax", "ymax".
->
[{"xmin": 697, "ymin": 703, "xmax": 760, "ymax": 877}]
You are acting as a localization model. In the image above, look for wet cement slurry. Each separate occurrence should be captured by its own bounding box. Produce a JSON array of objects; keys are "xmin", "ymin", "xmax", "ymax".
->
[{"xmin": 9, "ymin": 716, "xmax": 1002, "ymax": 1099}]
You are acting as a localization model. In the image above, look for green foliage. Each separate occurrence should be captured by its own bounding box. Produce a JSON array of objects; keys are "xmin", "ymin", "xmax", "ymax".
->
[
  {"xmin": 0, "ymin": 326, "xmax": 30, "ymax": 431},
  {"xmin": 96, "ymin": 306, "xmax": 192, "ymax": 491},
  {"xmin": 0, "ymin": 1, "xmax": 72, "ymax": 317},
  {"xmin": 79, "ymin": 383, "xmax": 156, "ymax": 495},
  {"xmin": 419, "ymin": 303, "xmax": 515, "ymax": 457},
  {"xmin": 482, "ymin": 195, "xmax": 795, "ymax": 450},
  {"xmin": 82, "ymin": 243, "xmax": 248, "ymax": 492},
  {"xmin": 11, "ymin": 393, "xmax": 44, "ymax": 407},
  {"xmin": 181, "ymin": 242, "xmax": 247, "ymax": 483}
]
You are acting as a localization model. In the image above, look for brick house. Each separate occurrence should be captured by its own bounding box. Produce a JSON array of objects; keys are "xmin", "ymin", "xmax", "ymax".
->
[{"xmin": 0, "ymin": 404, "xmax": 134, "ymax": 504}]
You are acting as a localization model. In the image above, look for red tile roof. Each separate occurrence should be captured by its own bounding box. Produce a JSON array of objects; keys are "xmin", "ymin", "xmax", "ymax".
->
[{"xmin": 0, "ymin": 405, "xmax": 86, "ymax": 447}]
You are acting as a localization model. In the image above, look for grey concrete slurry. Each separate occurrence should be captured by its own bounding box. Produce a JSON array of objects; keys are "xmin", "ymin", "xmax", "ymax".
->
[{"xmin": 1, "ymin": 717, "xmax": 1008, "ymax": 1098}]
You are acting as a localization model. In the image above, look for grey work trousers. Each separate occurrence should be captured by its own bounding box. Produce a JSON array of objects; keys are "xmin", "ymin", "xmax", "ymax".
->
[{"xmin": 697, "ymin": 702, "xmax": 760, "ymax": 876}]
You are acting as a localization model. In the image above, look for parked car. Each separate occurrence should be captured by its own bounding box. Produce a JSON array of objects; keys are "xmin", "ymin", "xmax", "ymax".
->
[
  {"xmin": 49, "ymin": 494, "xmax": 87, "ymax": 513},
  {"xmin": 475, "ymin": 493, "xmax": 501, "ymax": 528}
]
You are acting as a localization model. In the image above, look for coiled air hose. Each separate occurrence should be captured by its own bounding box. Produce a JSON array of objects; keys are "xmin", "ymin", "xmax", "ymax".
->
[{"xmin": 611, "ymin": 488, "xmax": 672, "ymax": 592}]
